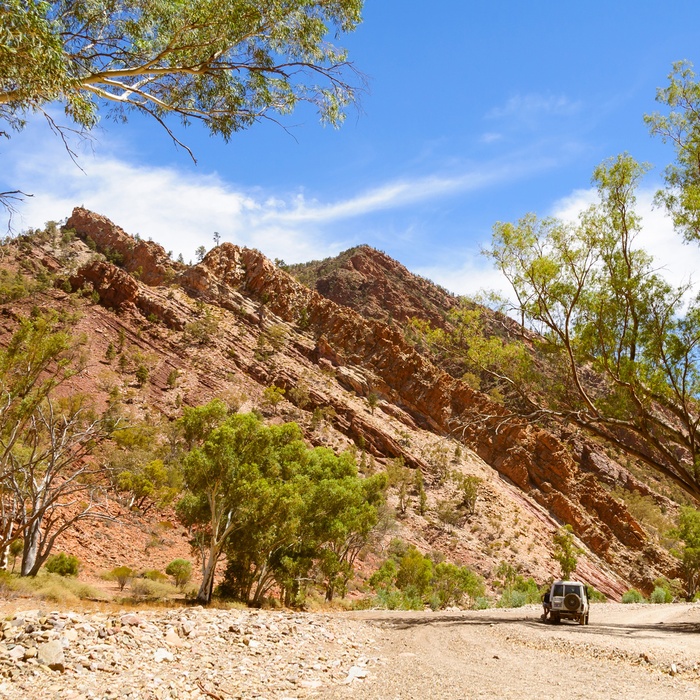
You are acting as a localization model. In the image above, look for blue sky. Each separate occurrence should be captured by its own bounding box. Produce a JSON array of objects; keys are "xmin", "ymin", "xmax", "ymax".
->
[{"xmin": 4, "ymin": 1, "xmax": 700, "ymax": 296}]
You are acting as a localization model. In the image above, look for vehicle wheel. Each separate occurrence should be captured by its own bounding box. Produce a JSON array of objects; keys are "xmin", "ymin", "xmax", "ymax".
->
[
  {"xmin": 551, "ymin": 612, "xmax": 561, "ymax": 624},
  {"xmin": 578, "ymin": 614, "xmax": 585, "ymax": 625},
  {"xmin": 564, "ymin": 593, "xmax": 581, "ymax": 611},
  {"xmin": 585, "ymin": 613, "xmax": 590, "ymax": 625}
]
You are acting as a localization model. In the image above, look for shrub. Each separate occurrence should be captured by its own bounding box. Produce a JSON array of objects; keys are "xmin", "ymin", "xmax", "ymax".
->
[
  {"xmin": 44, "ymin": 552, "xmax": 80, "ymax": 577},
  {"xmin": 135, "ymin": 364, "xmax": 150, "ymax": 386},
  {"xmin": 621, "ymin": 588, "xmax": 645, "ymax": 603},
  {"xmin": 650, "ymin": 586, "xmax": 671, "ymax": 604},
  {"xmin": 165, "ymin": 559, "xmax": 193, "ymax": 590},
  {"xmin": 587, "ymin": 586, "xmax": 607, "ymax": 603},
  {"xmin": 141, "ymin": 569, "xmax": 168, "ymax": 582},
  {"xmin": 473, "ymin": 596, "xmax": 490, "ymax": 610},
  {"xmin": 497, "ymin": 589, "xmax": 528, "ymax": 608},
  {"xmin": 129, "ymin": 578, "xmax": 176, "ymax": 600},
  {"xmin": 107, "ymin": 566, "xmax": 134, "ymax": 591}
]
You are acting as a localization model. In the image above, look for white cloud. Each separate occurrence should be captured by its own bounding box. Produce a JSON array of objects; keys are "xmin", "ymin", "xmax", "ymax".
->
[
  {"xmin": 551, "ymin": 186, "xmax": 700, "ymax": 290},
  {"xmin": 487, "ymin": 93, "xmax": 582, "ymax": 121},
  {"xmin": 1, "ymin": 121, "xmax": 563, "ymax": 265},
  {"xmin": 415, "ymin": 253, "xmax": 507, "ymax": 299}
]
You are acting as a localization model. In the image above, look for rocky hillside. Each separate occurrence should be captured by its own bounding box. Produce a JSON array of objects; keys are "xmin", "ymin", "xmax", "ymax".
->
[{"xmin": 0, "ymin": 209, "xmax": 687, "ymax": 599}]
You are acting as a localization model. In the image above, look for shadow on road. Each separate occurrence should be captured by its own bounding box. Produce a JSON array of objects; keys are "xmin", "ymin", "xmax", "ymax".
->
[{"xmin": 360, "ymin": 612, "xmax": 700, "ymax": 638}]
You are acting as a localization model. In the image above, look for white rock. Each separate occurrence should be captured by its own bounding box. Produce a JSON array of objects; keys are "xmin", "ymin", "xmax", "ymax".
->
[{"xmin": 154, "ymin": 648, "xmax": 174, "ymax": 663}]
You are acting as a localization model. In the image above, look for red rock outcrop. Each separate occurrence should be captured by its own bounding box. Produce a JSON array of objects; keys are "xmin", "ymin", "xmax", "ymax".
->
[
  {"xmin": 66, "ymin": 207, "xmax": 178, "ymax": 287},
  {"xmin": 176, "ymin": 242, "xmax": 676, "ymax": 589}
]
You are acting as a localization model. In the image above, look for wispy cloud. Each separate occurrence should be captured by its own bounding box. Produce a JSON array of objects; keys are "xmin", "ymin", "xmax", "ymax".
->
[
  {"xmin": 1, "ymin": 121, "xmax": 564, "ymax": 266},
  {"xmin": 488, "ymin": 93, "xmax": 582, "ymax": 120}
]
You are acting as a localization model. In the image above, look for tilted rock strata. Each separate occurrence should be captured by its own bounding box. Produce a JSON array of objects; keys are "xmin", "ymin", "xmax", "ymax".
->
[{"xmin": 64, "ymin": 208, "xmax": 678, "ymax": 595}]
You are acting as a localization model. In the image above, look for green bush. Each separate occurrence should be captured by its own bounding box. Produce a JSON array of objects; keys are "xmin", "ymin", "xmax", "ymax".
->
[
  {"xmin": 369, "ymin": 543, "xmax": 484, "ymax": 610},
  {"xmin": 44, "ymin": 552, "xmax": 80, "ymax": 577},
  {"xmin": 587, "ymin": 586, "xmax": 607, "ymax": 603},
  {"xmin": 107, "ymin": 566, "xmax": 134, "ymax": 591},
  {"xmin": 621, "ymin": 588, "xmax": 646, "ymax": 604},
  {"xmin": 650, "ymin": 586, "xmax": 671, "ymax": 604},
  {"xmin": 129, "ymin": 578, "xmax": 176, "ymax": 600},
  {"xmin": 473, "ymin": 596, "xmax": 490, "ymax": 610},
  {"xmin": 165, "ymin": 559, "xmax": 193, "ymax": 590},
  {"xmin": 497, "ymin": 589, "xmax": 528, "ymax": 608},
  {"xmin": 141, "ymin": 569, "xmax": 168, "ymax": 582}
]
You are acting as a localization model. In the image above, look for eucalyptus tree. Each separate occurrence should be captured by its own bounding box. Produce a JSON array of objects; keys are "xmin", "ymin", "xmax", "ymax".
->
[
  {"xmin": 0, "ymin": 0, "xmax": 365, "ymax": 211},
  {"xmin": 645, "ymin": 60, "xmax": 700, "ymax": 243},
  {"xmin": 0, "ymin": 312, "xmax": 113, "ymax": 575},
  {"xmin": 487, "ymin": 154, "xmax": 700, "ymax": 496}
]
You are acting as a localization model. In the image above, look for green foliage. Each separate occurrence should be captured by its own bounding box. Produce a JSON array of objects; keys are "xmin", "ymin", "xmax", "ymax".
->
[
  {"xmin": 454, "ymin": 474, "xmax": 482, "ymax": 516},
  {"xmin": 165, "ymin": 559, "xmax": 193, "ymax": 590},
  {"xmin": 587, "ymin": 586, "xmax": 608, "ymax": 603},
  {"xmin": 129, "ymin": 578, "xmax": 176, "ymax": 600},
  {"xmin": 0, "ymin": 0, "xmax": 363, "ymax": 213},
  {"xmin": 44, "ymin": 552, "xmax": 80, "ymax": 577},
  {"xmin": 0, "ymin": 313, "xmax": 110, "ymax": 576},
  {"xmin": 670, "ymin": 506, "xmax": 700, "ymax": 598},
  {"xmin": 115, "ymin": 458, "xmax": 180, "ymax": 514},
  {"xmin": 141, "ymin": 569, "xmax": 168, "ymax": 583},
  {"xmin": 485, "ymin": 147, "xmax": 700, "ymax": 493},
  {"xmin": 107, "ymin": 566, "xmax": 134, "ymax": 591},
  {"xmin": 0, "ymin": 269, "xmax": 34, "ymax": 303},
  {"xmin": 167, "ymin": 369, "xmax": 180, "ymax": 389},
  {"xmin": 621, "ymin": 588, "xmax": 646, "ymax": 604},
  {"xmin": 135, "ymin": 364, "xmax": 150, "ymax": 386},
  {"xmin": 611, "ymin": 488, "xmax": 672, "ymax": 541},
  {"xmin": 178, "ymin": 407, "xmax": 386, "ymax": 605},
  {"xmin": 497, "ymin": 589, "xmax": 528, "ymax": 608},
  {"xmin": 493, "ymin": 561, "xmax": 542, "ymax": 608},
  {"xmin": 369, "ymin": 542, "xmax": 485, "ymax": 610},
  {"xmin": 185, "ymin": 309, "xmax": 218, "ymax": 344},
  {"xmin": 8, "ymin": 538, "xmax": 22, "ymax": 572},
  {"xmin": 552, "ymin": 525, "xmax": 581, "ymax": 580},
  {"xmin": 385, "ymin": 456, "xmax": 413, "ymax": 515},
  {"xmin": 261, "ymin": 384, "xmax": 286, "ymax": 413},
  {"xmin": 645, "ymin": 61, "xmax": 700, "ymax": 243},
  {"xmin": 650, "ymin": 586, "xmax": 672, "ymax": 604}
]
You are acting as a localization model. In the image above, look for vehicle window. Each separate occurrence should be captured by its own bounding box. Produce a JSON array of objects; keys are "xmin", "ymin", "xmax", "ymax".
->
[
  {"xmin": 552, "ymin": 584, "xmax": 564, "ymax": 597},
  {"xmin": 564, "ymin": 585, "xmax": 582, "ymax": 596}
]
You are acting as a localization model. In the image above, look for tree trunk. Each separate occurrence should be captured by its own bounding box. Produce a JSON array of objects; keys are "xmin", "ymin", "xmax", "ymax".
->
[
  {"xmin": 196, "ymin": 548, "xmax": 219, "ymax": 604},
  {"xmin": 21, "ymin": 519, "xmax": 41, "ymax": 576}
]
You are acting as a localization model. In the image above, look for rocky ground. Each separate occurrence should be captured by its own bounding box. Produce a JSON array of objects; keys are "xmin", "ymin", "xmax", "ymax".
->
[{"xmin": 1, "ymin": 601, "xmax": 699, "ymax": 699}]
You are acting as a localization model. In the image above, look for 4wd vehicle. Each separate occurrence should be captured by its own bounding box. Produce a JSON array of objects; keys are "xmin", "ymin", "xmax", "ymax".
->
[{"xmin": 544, "ymin": 580, "xmax": 589, "ymax": 625}]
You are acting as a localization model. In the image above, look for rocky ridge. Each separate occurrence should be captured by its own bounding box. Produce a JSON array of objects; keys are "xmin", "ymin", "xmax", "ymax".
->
[{"xmin": 1, "ymin": 207, "xmax": 683, "ymax": 598}]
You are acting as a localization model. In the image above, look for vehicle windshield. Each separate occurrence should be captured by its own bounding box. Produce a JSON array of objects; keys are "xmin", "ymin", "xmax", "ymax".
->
[{"xmin": 552, "ymin": 584, "xmax": 584, "ymax": 597}]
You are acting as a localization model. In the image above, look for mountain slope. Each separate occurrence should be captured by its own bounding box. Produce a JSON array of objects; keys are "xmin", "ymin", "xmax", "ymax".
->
[{"xmin": 0, "ymin": 209, "xmax": 683, "ymax": 598}]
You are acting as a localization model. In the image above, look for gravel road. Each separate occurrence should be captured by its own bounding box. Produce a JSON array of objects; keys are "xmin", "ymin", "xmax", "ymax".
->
[
  {"xmin": 1, "ymin": 602, "xmax": 699, "ymax": 699},
  {"xmin": 322, "ymin": 603, "xmax": 700, "ymax": 700}
]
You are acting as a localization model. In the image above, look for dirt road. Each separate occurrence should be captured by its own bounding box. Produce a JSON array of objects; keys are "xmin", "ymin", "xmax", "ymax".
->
[{"xmin": 322, "ymin": 603, "xmax": 700, "ymax": 700}]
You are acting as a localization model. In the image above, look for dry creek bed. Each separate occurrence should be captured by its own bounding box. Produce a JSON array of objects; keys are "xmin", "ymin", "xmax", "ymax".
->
[{"xmin": 1, "ymin": 602, "xmax": 700, "ymax": 699}]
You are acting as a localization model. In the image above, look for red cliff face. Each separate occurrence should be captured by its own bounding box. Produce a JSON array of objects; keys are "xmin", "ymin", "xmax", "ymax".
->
[
  {"xmin": 57, "ymin": 208, "xmax": 680, "ymax": 595},
  {"xmin": 66, "ymin": 207, "xmax": 178, "ymax": 287}
]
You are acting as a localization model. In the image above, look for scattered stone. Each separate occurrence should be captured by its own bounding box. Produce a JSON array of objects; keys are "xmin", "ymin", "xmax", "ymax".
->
[
  {"xmin": 37, "ymin": 640, "xmax": 65, "ymax": 671},
  {"xmin": 154, "ymin": 648, "xmax": 174, "ymax": 663}
]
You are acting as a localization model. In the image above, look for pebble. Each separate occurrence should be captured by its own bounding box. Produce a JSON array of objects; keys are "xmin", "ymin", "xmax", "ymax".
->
[{"xmin": 0, "ymin": 607, "xmax": 377, "ymax": 698}]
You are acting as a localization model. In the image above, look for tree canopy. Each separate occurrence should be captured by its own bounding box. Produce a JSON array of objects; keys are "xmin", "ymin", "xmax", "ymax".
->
[
  {"xmin": 176, "ymin": 403, "xmax": 386, "ymax": 605},
  {"xmin": 0, "ymin": 0, "xmax": 364, "ymax": 210}
]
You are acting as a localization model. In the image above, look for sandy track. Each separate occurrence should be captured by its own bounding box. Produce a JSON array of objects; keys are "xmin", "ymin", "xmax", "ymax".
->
[{"xmin": 321, "ymin": 603, "xmax": 700, "ymax": 699}]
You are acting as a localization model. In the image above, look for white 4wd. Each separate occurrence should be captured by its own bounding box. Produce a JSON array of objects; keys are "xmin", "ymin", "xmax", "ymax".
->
[{"xmin": 544, "ymin": 580, "xmax": 589, "ymax": 625}]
